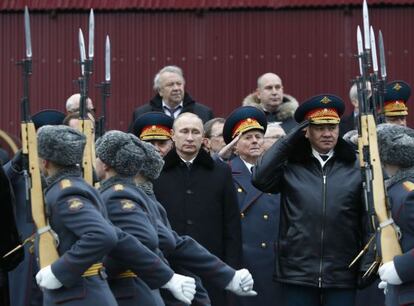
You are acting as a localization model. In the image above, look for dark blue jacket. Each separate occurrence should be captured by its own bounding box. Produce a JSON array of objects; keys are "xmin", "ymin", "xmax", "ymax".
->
[
  {"xmin": 385, "ymin": 169, "xmax": 414, "ymax": 306},
  {"xmin": 5, "ymin": 161, "xmax": 42, "ymax": 306},
  {"xmin": 229, "ymin": 156, "xmax": 282, "ymax": 306}
]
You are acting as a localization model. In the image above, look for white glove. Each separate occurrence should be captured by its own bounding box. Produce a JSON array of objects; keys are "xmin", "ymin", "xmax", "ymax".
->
[
  {"xmin": 35, "ymin": 265, "xmax": 63, "ymax": 290},
  {"xmin": 225, "ymin": 269, "xmax": 257, "ymax": 296},
  {"xmin": 378, "ymin": 281, "xmax": 387, "ymax": 295},
  {"xmin": 378, "ymin": 261, "xmax": 403, "ymax": 285},
  {"xmin": 162, "ymin": 273, "xmax": 196, "ymax": 305}
]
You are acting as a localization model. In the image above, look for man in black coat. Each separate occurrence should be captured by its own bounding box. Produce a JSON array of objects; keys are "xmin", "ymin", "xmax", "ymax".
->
[
  {"xmin": 252, "ymin": 94, "xmax": 373, "ymax": 306},
  {"xmin": 129, "ymin": 65, "xmax": 214, "ymax": 131},
  {"xmin": 153, "ymin": 112, "xmax": 242, "ymax": 306}
]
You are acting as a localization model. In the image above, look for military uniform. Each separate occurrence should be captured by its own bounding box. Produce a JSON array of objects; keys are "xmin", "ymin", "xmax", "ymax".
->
[
  {"xmin": 99, "ymin": 177, "xmax": 165, "ymax": 306},
  {"xmin": 385, "ymin": 176, "xmax": 414, "ymax": 306},
  {"xmin": 6, "ymin": 110, "xmax": 65, "ymax": 306},
  {"xmin": 43, "ymin": 169, "xmax": 119, "ymax": 306},
  {"xmin": 223, "ymin": 106, "xmax": 283, "ymax": 306},
  {"xmin": 229, "ymin": 156, "xmax": 282, "ymax": 306}
]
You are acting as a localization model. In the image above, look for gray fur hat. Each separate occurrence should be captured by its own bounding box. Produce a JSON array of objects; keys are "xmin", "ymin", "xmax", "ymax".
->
[
  {"xmin": 96, "ymin": 130, "xmax": 144, "ymax": 176},
  {"xmin": 37, "ymin": 125, "xmax": 86, "ymax": 166},
  {"xmin": 377, "ymin": 123, "xmax": 414, "ymax": 168},
  {"xmin": 138, "ymin": 141, "xmax": 165, "ymax": 180}
]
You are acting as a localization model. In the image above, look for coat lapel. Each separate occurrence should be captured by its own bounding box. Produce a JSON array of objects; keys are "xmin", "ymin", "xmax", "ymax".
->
[{"xmin": 230, "ymin": 157, "xmax": 263, "ymax": 213}]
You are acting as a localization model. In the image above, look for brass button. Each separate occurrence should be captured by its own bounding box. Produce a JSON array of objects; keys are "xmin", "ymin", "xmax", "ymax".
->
[
  {"xmin": 261, "ymin": 242, "xmax": 267, "ymax": 248},
  {"xmin": 263, "ymin": 214, "xmax": 269, "ymax": 220},
  {"xmin": 240, "ymin": 212, "xmax": 245, "ymax": 218},
  {"xmin": 237, "ymin": 188, "xmax": 243, "ymax": 193}
]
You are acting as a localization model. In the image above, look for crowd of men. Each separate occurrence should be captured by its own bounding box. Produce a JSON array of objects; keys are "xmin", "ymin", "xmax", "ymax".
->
[{"xmin": 0, "ymin": 64, "xmax": 413, "ymax": 306}]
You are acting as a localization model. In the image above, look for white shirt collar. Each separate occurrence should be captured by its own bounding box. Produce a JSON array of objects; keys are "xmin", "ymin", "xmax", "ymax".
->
[
  {"xmin": 179, "ymin": 156, "xmax": 196, "ymax": 165},
  {"xmin": 311, "ymin": 147, "xmax": 334, "ymax": 168},
  {"xmin": 240, "ymin": 158, "xmax": 255, "ymax": 173}
]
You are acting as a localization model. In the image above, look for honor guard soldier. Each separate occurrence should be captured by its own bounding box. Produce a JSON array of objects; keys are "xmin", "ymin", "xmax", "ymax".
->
[
  {"xmin": 377, "ymin": 124, "xmax": 414, "ymax": 306},
  {"xmin": 35, "ymin": 125, "xmax": 193, "ymax": 306},
  {"xmin": 253, "ymin": 95, "xmax": 373, "ymax": 306},
  {"xmin": 95, "ymin": 130, "xmax": 197, "ymax": 306},
  {"xmin": 131, "ymin": 112, "xmax": 174, "ymax": 157},
  {"xmin": 384, "ymin": 80, "xmax": 411, "ymax": 126},
  {"xmin": 222, "ymin": 106, "xmax": 283, "ymax": 306},
  {"xmin": 5, "ymin": 109, "xmax": 65, "ymax": 306}
]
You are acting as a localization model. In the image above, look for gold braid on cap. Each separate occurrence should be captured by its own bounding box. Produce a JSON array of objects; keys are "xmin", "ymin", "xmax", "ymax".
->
[{"xmin": 140, "ymin": 125, "xmax": 171, "ymax": 140}]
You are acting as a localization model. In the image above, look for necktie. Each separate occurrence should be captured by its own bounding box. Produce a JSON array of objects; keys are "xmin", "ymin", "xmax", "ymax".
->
[
  {"xmin": 320, "ymin": 155, "xmax": 329, "ymax": 161},
  {"xmin": 164, "ymin": 105, "xmax": 182, "ymax": 118}
]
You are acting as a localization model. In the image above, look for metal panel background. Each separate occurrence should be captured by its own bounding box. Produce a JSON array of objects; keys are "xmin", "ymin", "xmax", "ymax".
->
[
  {"xmin": 0, "ymin": 0, "xmax": 413, "ymax": 10},
  {"xmin": 1, "ymin": 6, "xmax": 413, "ymax": 146}
]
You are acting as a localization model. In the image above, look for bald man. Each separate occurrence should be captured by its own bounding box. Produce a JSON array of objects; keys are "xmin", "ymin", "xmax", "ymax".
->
[
  {"xmin": 153, "ymin": 113, "xmax": 242, "ymax": 306},
  {"xmin": 242, "ymin": 73, "xmax": 298, "ymax": 132}
]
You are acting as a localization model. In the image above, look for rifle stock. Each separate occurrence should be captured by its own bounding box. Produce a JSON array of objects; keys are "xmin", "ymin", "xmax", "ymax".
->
[
  {"xmin": 358, "ymin": 115, "xmax": 402, "ymax": 263},
  {"xmin": 79, "ymin": 118, "xmax": 95, "ymax": 185},
  {"xmin": 21, "ymin": 121, "xmax": 59, "ymax": 268}
]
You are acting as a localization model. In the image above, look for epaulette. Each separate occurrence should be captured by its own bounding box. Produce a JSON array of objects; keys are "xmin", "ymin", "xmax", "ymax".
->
[
  {"xmin": 403, "ymin": 181, "xmax": 414, "ymax": 192},
  {"xmin": 113, "ymin": 184, "xmax": 124, "ymax": 191},
  {"xmin": 60, "ymin": 179, "xmax": 72, "ymax": 190}
]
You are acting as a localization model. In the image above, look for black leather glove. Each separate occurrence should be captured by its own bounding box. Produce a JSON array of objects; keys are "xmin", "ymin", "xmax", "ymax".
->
[
  {"xmin": 276, "ymin": 120, "xmax": 309, "ymax": 157},
  {"xmin": 11, "ymin": 150, "xmax": 23, "ymax": 173}
]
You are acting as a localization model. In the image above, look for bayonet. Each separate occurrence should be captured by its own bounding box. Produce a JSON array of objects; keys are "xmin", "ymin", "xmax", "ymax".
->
[
  {"xmin": 105, "ymin": 35, "xmax": 110, "ymax": 82},
  {"xmin": 370, "ymin": 26, "xmax": 378, "ymax": 73},
  {"xmin": 88, "ymin": 9, "xmax": 94, "ymax": 59},
  {"xmin": 24, "ymin": 6, "xmax": 32, "ymax": 59},
  {"xmin": 357, "ymin": 26, "xmax": 363, "ymax": 75},
  {"xmin": 378, "ymin": 30, "xmax": 387, "ymax": 80},
  {"xmin": 79, "ymin": 29, "xmax": 86, "ymax": 76},
  {"xmin": 363, "ymin": 0, "xmax": 370, "ymax": 50}
]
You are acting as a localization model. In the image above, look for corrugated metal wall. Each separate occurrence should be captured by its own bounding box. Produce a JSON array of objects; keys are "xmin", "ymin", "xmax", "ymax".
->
[{"xmin": 1, "ymin": 6, "xmax": 413, "ymax": 146}]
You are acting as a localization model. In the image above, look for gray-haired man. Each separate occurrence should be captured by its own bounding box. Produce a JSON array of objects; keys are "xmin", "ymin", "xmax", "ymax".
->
[{"xmin": 129, "ymin": 65, "xmax": 213, "ymax": 131}]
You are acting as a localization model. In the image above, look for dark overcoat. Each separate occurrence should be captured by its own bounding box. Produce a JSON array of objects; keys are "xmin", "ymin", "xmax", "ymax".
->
[
  {"xmin": 129, "ymin": 92, "xmax": 214, "ymax": 131},
  {"xmin": 153, "ymin": 148, "xmax": 242, "ymax": 306},
  {"xmin": 229, "ymin": 156, "xmax": 282, "ymax": 306}
]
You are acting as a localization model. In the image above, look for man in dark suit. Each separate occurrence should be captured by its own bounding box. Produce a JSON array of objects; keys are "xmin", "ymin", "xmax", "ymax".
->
[
  {"xmin": 129, "ymin": 66, "xmax": 214, "ymax": 131},
  {"xmin": 339, "ymin": 83, "xmax": 360, "ymax": 137},
  {"xmin": 153, "ymin": 112, "xmax": 242, "ymax": 306}
]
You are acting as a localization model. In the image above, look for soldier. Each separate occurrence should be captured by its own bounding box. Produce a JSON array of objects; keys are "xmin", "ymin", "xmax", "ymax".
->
[
  {"xmin": 383, "ymin": 80, "xmax": 410, "ymax": 126},
  {"xmin": 131, "ymin": 112, "xmax": 174, "ymax": 157},
  {"xmin": 252, "ymin": 95, "xmax": 372, "ymax": 306},
  {"xmin": 5, "ymin": 109, "xmax": 65, "ymax": 306},
  {"xmin": 376, "ymin": 124, "xmax": 414, "ymax": 306},
  {"xmin": 95, "ymin": 130, "xmax": 196, "ymax": 306},
  {"xmin": 34, "ymin": 125, "xmax": 197, "ymax": 306},
  {"xmin": 222, "ymin": 106, "xmax": 282, "ymax": 306}
]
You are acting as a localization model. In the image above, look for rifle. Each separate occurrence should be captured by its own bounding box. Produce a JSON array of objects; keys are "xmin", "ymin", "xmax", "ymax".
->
[
  {"xmin": 96, "ymin": 35, "xmax": 111, "ymax": 138},
  {"xmin": 352, "ymin": 0, "xmax": 401, "ymax": 270},
  {"xmin": 19, "ymin": 7, "xmax": 59, "ymax": 268},
  {"xmin": 77, "ymin": 10, "xmax": 95, "ymax": 185}
]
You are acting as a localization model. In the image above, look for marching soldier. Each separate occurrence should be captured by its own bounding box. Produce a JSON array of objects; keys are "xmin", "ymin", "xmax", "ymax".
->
[
  {"xmin": 95, "ymin": 130, "xmax": 196, "ymax": 306},
  {"xmin": 34, "ymin": 125, "xmax": 199, "ymax": 306},
  {"xmin": 383, "ymin": 80, "xmax": 411, "ymax": 126},
  {"xmin": 377, "ymin": 124, "xmax": 414, "ymax": 306},
  {"xmin": 222, "ymin": 106, "xmax": 283, "ymax": 306},
  {"xmin": 5, "ymin": 109, "xmax": 65, "ymax": 306}
]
